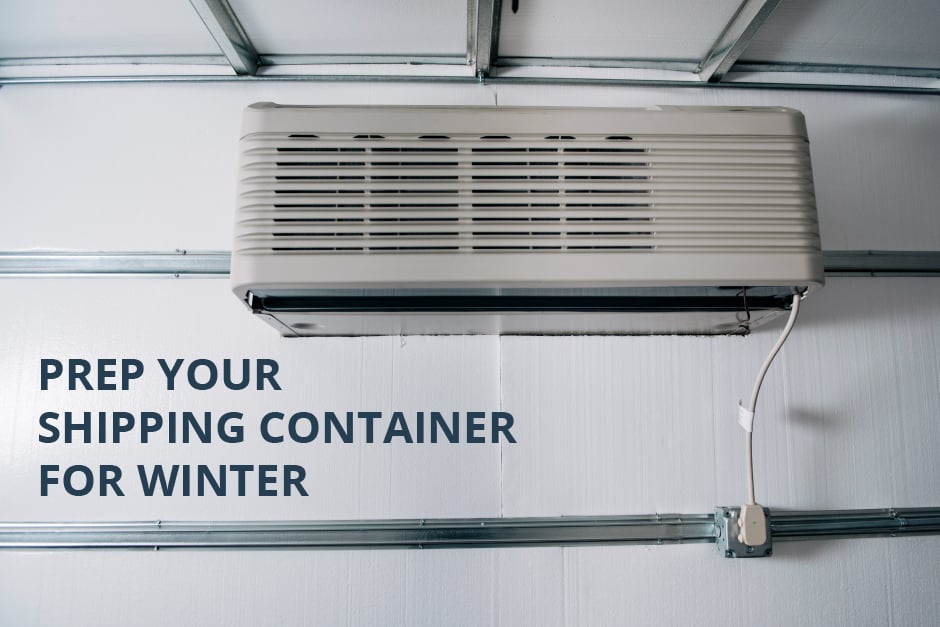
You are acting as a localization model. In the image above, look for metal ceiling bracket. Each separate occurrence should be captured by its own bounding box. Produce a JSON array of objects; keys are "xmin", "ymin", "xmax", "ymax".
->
[
  {"xmin": 470, "ymin": 0, "xmax": 503, "ymax": 79},
  {"xmin": 697, "ymin": 0, "xmax": 782, "ymax": 83},
  {"xmin": 189, "ymin": 0, "xmax": 260, "ymax": 76}
]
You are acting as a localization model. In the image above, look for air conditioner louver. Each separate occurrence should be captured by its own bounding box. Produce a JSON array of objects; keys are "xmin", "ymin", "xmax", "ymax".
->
[{"xmin": 232, "ymin": 104, "xmax": 823, "ymax": 336}]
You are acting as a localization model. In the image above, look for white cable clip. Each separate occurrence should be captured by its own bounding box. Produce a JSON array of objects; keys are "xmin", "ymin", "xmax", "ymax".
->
[{"xmin": 737, "ymin": 403, "xmax": 755, "ymax": 433}]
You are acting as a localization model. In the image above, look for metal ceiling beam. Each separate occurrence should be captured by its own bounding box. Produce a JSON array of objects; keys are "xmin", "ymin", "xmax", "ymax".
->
[
  {"xmin": 2, "ymin": 63, "xmax": 936, "ymax": 93},
  {"xmin": 189, "ymin": 0, "xmax": 260, "ymax": 76},
  {"xmin": 259, "ymin": 54, "xmax": 467, "ymax": 66},
  {"xmin": 258, "ymin": 63, "xmax": 475, "ymax": 79},
  {"xmin": 1, "ymin": 508, "xmax": 938, "ymax": 550},
  {"xmin": 720, "ymin": 66, "xmax": 940, "ymax": 92},
  {"xmin": 731, "ymin": 61, "xmax": 940, "ymax": 79},
  {"xmin": 469, "ymin": 0, "xmax": 503, "ymax": 79},
  {"xmin": 0, "ymin": 57, "xmax": 235, "ymax": 80},
  {"xmin": 496, "ymin": 57, "xmax": 697, "ymax": 71},
  {"xmin": 697, "ymin": 0, "xmax": 782, "ymax": 83},
  {"xmin": 2, "ymin": 251, "xmax": 940, "ymax": 278},
  {"xmin": 0, "ymin": 55, "xmax": 229, "ymax": 67},
  {"xmin": 485, "ymin": 67, "xmax": 940, "ymax": 93}
]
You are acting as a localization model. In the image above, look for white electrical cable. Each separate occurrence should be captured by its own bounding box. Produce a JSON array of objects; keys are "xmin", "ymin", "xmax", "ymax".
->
[{"xmin": 743, "ymin": 292, "xmax": 803, "ymax": 505}]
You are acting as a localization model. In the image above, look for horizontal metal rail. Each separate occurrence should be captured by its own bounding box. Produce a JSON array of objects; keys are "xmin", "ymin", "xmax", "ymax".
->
[
  {"xmin": 772, "ymin": 508, "xmax": 940, "ymax": 540},
  {"xmin": 1, "ymin": 250, "xmax": 939, "ymax": 278},
  {"xmin": 730, "ymin": 62, "xmax": 940, "ymax": 79},
  {"xmin": 1, "ymin": 508, "xmax": 937, "ymax": 550},
  {"xmin": 821, "ymin": 250, "xmax": 940, "ymax": 276},
  {"xmin": 0, "ymin": 60, "xmax": 937, "ymax": 93},
  {"xmin": 0, "ymin": 251, "xmax": 231, "ymax": 276},
  {"xmin": 0, "ymin": 515, "xmax": 715, "ymax": 550}
]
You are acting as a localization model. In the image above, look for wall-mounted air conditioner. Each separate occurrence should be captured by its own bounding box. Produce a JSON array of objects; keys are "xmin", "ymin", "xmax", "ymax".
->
[{"xmin": 232, "ymin": 103, "xmax": 823, "ymax": 336}]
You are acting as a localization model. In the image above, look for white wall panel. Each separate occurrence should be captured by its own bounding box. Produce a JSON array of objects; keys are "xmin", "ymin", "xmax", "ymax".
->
[
  {"xmin": 3, "ymin": 539, "xmax": 939, "ymax": 627},
  {"xmin": 500, "ymin": 336, "xmax": 717, "ymax": 516},
  {"xmin": 565, "ymin": 538, "xmax": 940, "ymax": 627},
  {"xmin": 0, "ymin": 549, "xmax": 501, "ymax": 627},
  {"xmin": 1, "ymin": 80, "xmax": 939, "ymax": 627}
]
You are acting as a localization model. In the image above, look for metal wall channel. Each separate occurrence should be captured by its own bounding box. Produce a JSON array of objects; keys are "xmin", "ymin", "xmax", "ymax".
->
[
  {"xmin": 1, "ymin": 251, "xmax": 940, "ymax": 278},
  {"xmin": 1, "ymin": 508, "xmax": 937, "ymax": 550}
]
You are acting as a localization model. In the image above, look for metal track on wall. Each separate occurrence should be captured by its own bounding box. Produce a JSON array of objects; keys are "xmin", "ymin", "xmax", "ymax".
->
[
  {"xmin": 1, "ymin": 251, "xmax": 939, "ymax": 278},
  {"xmin": 0, "ymin": 508, "xmax": 938, "ymax": 550}
]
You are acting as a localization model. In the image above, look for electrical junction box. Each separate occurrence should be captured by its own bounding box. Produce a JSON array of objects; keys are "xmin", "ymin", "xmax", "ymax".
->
[{"xmin": 715, "ymin": 506, "xmax": 773, "ymax": 558}]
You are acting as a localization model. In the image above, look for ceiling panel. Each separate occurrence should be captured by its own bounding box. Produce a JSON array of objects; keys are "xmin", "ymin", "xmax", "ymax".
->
[
  {"xmin": 497, "ymin": 0, "xmax": 742, "ymax": 63},
  {"xmin": 0, "ymin": 0, "xmax": 221, "ymax": 58},
  {"xmin": 227, "ymin": 0, "xmax": 467, "ymax": 57},
  {"xmin": 740, "ymin": 0, "xmax": 940, "ymax": 68}
]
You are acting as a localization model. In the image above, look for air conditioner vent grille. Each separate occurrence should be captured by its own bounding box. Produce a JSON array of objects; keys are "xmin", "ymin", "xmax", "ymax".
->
[{"xmin": 237, "ymin": 127, "xmax": 817, "ymax": 255}]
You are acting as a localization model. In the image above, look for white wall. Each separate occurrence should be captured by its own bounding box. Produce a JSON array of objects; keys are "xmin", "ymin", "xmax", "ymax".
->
[{"xmin": 1, "ymin": 81, "xmax": 938, "ymax": 626}]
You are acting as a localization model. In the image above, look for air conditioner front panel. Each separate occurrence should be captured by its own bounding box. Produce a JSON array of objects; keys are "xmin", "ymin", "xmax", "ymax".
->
[{"xmin": 232, "ymin": 104, "xmax": 823, "ymax": 336}]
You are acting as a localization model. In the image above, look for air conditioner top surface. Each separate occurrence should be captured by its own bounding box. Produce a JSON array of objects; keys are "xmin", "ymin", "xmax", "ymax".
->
[{"xmin": 241, "ymin": 103, "xmax": 809, "ymax": 139}]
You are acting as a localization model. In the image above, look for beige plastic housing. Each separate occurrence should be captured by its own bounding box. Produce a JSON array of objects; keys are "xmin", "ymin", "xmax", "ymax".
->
[{"xmin": 232, "ymin": 104, "xmax": 823, "ymax": 336}]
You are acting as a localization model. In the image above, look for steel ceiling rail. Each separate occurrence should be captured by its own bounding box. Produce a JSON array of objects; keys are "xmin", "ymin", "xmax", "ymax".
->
[
  {"xmin": 1, "ymin": 251, "xmax": 939, "ymax": 278},
  {"xmin": 732, "ymin": 62, "xmax": 940, "ymax": 79},
  {"xmin": 469, "ymin": 0, "xmax": 504, "ymax": 78},
  {"xmin": 722, "ymin": 62, "xmax": 940, "ymax": 93},
  {"xmin": 0, "ymin": 57, "xmax": 236, "ymax": 80},
  {"xmin": 188, "ymin": 0, "xmax": 260, "ymax": 76},
  {"xmin": 0, "ymin": 66, "xmax": 937, "ymax": 93},
  {"xmin": 495, "ymin": 57, "xmax": 697, "ymax": 71},
  {"xmin": 0, "ymin": 55, "xmax": 229, "ymax": 67},
  {"xmin": 696, "ymin": 0, "xmax": 782, "ymax": 83},
  {"xmin": 0, "ymin": 508, "xmax": 937, "ymax": 550},
  {"xmin": 259, "ymin": 54, "xmax": 468, "ymax": 66}
]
